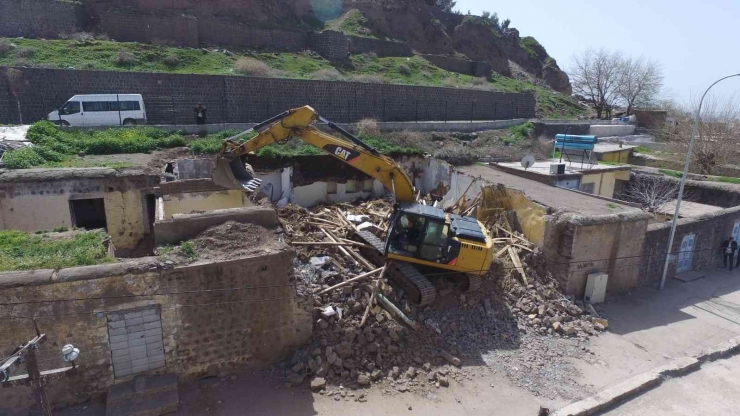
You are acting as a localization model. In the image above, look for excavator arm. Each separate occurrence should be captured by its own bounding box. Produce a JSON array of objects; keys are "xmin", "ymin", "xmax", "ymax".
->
[{"xmin": 212, "ymin": 105, "xmax": 416, "ymax": 202}]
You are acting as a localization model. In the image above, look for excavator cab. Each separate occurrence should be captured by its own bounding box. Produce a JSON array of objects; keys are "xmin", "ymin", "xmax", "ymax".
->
[{"xmin": 386, "ymin": 203, "xmax": 461, "ymax": 266}]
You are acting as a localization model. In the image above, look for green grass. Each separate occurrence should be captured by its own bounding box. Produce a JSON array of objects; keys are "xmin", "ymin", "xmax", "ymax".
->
[
  {"xmin": 326, "ymin": 9, "xmax": 378, "ymax": 39},
  {"xmin": 659, "ymin": 169, "xmax": 683, "ymax": 179},
  {"xmin": 503, "ymin": 122, "xmax": 534, "ymax": 144},
  {"xmin": 0, "ymin": 229, "xmax": 112, "ymax": 271},
  {"xmin": 606, "ymin": 203, "xmax": 620, "ymax": 209},
  {"xmin": 634, "ymin": 146, "xmax": 653, "ymax": 154},
  {"xmin": 0, "ymin": 37, "xmax": 587, "ymax": 119},
  {"xmin": 713, "ymin": 177, "xmax": 740, "ymax": 184},
  {"xmin": 181, "ymin": 241, "xmax": 197, "ymax": 258},
  {"xmin": 3, "ymin": 121, "xmax": 185, "ymax": 169},
  {"xmin": 519, "ymin": 37, "xmax": 543, "ymax": 60},
  {"xmin": 598, "ymin": 160, "xmax": 623, "ymax": 166}
]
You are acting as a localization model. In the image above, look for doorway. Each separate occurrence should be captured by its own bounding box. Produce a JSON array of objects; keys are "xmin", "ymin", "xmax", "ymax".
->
[
  {"xmin": 70, "ymin": 198, "xmax": 107, "ymax": 230},
  {"xmin": 676, "ymin": 233, "xmax": 696, "ymax": 274}
]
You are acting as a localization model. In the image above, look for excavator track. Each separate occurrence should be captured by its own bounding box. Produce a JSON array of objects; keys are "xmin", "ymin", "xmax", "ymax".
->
[{"xmin": 356, "ymin": 230, "xmax": 437, "ymax": 306}]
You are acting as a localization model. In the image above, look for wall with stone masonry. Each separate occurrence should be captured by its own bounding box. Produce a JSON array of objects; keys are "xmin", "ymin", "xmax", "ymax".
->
[
  {"xmin": 0, "ymin": 250, "xmax": 310, "ymax": 415},
  {"xmin": 1, "ymin": 66, "xmax": 536, "ymax": 125},
  {"xmin": 0, "ymin": 0, "xmax": 85, "ymax": 39}
]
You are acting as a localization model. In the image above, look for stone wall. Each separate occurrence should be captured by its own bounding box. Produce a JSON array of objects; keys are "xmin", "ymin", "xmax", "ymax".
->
[
  {"xmin": 421, "ymin": 55, "xmax": 492, "ymax": 78},
  {"xmin": 100, "ymin": 11, "xmax": 199, "ymax": 48},
  {"xmin": 429, "ymin": 7, "xmax": 464, "ymax": 32},
  {"xmin": 308, "ymin": 30, "xmax": 350, "ymax": 61},
  {"xmin": 641, "ymin": 205, "xmax": 740, "ymax": 285},
  {"xmin": 0, "ymin": 251, "xmax": 311, "ymax": 415},
  {"xmin": 0, "ymin": 0, "xmax": 85, "ymax": 39},
  {"xmin": 1, "ymin": 66, "xmax": 536, "ymax": 125},
  {"xmin": 348, "ymin": 36, "xmax": 413, "ymax": 57}
]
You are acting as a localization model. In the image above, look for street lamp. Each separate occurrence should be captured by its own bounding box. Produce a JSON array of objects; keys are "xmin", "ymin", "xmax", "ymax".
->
[{"xmin": 659, "ymin": 73, "xmax": 740, "ymax": 290}]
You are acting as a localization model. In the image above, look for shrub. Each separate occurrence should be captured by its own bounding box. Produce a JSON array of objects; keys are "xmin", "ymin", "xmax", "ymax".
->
[
  {"xmin": 52, "ymin": 225, "xmax": 69, "ymax": 232},
  {"xmin": 163, "ymin": 55, "xmax": 179, "ymax": 68},
  {"xmin": 433, "ymin": 144, "xmax": 477, "ymax": 166},
  {"xmin": 398, "ymin": 64, "xmax": 412, "ymax": 75},
  {"xmin": 181, "ymin": 242, "xmax": 196, "ymax": 258},
  {"xmin": 0, "ymin": 229, "xmax": 111, "ymax": 271},
  {"xmin": 189, "ymin": 138, "xmax": 223, "ymax": 154},
  {"xmin": 509, "ymin": 121, "xmax": 535, "ymax": 140},
  {"xmin": 3, "ymin": 147, "xmax": 46, "ymax": 169},
  {"xmin": 0, "ymin": 40, "xmax": 13, "ymax": 56},
  {"xmin": 356, "ymin": 119, "xmax": 380, "ymax": 138},
  {"xmin": 116, "ymin": 51, "xmax": 136, "ymax": 66},
  {"xmin": 311, "ymin": 68, "xmax": 344, "ymax": 81},
  {"xmin": 234, "ymin": 57, "xmax": 273, "ymax": 76},
  {"xmin": 15, "ymin": 47, "xmax": 35, "ymax": 58},
  {"xmin": 471, "ymin": 77, "xmax": 486, "ymax": 86}
]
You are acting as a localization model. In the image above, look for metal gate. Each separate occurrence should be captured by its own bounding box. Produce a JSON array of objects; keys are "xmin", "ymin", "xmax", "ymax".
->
[
  {"xmin": 108, "ymin": 306, "xmax": 165, "ymax": 378},
  {"xmin": 677, "ymin": 233, "xmax": 696, "ymax": 274}
]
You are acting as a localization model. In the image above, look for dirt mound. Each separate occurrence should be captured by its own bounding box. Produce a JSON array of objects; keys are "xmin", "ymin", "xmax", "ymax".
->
[{"xmin": 164, "ymin": 221, "xmax": 285, "ymax": 263}]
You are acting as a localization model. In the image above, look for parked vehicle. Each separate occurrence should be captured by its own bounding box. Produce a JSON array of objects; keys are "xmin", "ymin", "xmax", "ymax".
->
[{"xmin": 48, "ymin": 94, "xmax": 147, "ymax": 127}]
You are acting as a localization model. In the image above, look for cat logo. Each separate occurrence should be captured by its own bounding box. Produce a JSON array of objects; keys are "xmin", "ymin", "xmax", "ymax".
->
[{"xmin": 324, "ymin": 144, "xmax": 360, "ymax": 163}]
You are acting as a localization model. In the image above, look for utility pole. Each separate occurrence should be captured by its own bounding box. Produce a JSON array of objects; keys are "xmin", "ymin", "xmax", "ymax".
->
[{"xmin": 0, "ymin": 320, "xmax": 76, "ymax": 416}]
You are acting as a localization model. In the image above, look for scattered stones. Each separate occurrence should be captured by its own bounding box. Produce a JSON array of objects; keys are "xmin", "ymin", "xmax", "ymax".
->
[
  {"xmin": 310, "ymin": 377, "xmax": 327, "ymax": 391},
  {"xmin": 441, "ymin": 350, "xmax": 462, "ymax": 367},
  {"xmin": 357, "ymin": 374, "xmax": 371, "ymax": 386},
  {"xmin": 438, "ymin": 376, "xmax": 449, "ymax": 387}
]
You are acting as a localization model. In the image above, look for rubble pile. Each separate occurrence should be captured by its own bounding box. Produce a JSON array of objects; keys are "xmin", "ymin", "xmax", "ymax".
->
[{"xmin": 276, "ymin": 197, "xmax": 605, "ymax": 398}]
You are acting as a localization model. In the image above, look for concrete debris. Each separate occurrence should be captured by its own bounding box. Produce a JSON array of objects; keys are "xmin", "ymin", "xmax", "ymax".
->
[
  {"xmin": 310, "ymin": 377, "xmax": 327, "ymax": 391},
  {"xmin": 278, "ymin": 198, "xmax": 604, "ymax": 401}
]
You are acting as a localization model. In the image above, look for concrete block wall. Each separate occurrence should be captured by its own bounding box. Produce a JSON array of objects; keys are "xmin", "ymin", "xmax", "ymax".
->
[
  {"xmin": 0, "ymin": 66, "xmax": 536, "ymax": 124},
  {"xmin": 589, "ymin": 124, "xmax": 636, "ymax": 137},
  {"xmin": 421, "ymin": 54, "xmax": 492, "ymax": 78},
  {"xmin": 0, "ymin": 251, "xmax": 310, "ymax": 415},
  {"xmin": 308, "ymin": 30, "xmax": 350, "ymax": 61}
]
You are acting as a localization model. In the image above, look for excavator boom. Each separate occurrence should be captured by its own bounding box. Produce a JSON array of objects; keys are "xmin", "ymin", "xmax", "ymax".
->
[{"xmin": 211, "ymin": 105, "xmax": 416, "ymax": 202}]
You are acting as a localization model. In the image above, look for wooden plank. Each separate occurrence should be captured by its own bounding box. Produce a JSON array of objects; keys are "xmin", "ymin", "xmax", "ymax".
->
[
  {"xmin": 508, "ymin": 246, "xmax": 527, "ymax": 284},
  {"xmin": 494, "ymin": 245, "xmax": 511, "ymax": 259},
  {"xmin": 315, "ymin": 267, "xmax": 384, "ymax": 295}
]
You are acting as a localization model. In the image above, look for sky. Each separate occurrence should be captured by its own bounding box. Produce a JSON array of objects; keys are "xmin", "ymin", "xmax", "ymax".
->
[{"xmin": 453, "ymin": 0, "xmax": 740, "ymax": 104}]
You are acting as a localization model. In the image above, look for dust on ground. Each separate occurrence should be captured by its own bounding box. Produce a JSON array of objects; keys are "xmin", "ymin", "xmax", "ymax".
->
[{"xmin": 161, "ymin": 221, "xmax": 286, "ymax": 264}]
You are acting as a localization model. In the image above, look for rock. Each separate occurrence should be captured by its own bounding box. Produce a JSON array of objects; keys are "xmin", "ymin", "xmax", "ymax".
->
[
  {"xmin": 336, "ymin": 342, "xmax": 353, "ymax": 358},
  {"xmin": 406, "ymin": 366, "xmax": 417, "ymax": 379},
  {"xmin": 334, "ymin": 358, "xmax": 343, "ymax": 368},
  {"xmin": 594, "ymin": 322, "xmax": 606, "ymax": 332},
  {"xmin": 552, "ymin": 322, "xmax": 563, "ymax": 333},
  {"xmin": 311, "ymin": 348, "xmax": 321, "ymax": 356},
  {"xmin": 316, "ymin": 363, "xmax": 328, "ymax": 377},
  {"xmin": 396, "ymin": 383, "xmax": 408, "ymax": 392},
  {"xmin": 366, "ymin": 333, "xmax": 375, "ymax": 343},
  {"xmin": 563, "ymin": 324, "xmax": 577, "ymax": 336},
  {"xmin": 343, "ymin": 359, "xmax": 356, "ymax": 370},
  {"xmin": 371, "ymin": 369, "xmax": 383, "ymax": 381},
  {"xmin": 352, "ymin": 303, "xmax": 364, "ymax": 313},
  {"xmin": 317, "ymin": 319, "xmax": 329, "ymax": 329},
  {"xmin": 292, "ymin": 362, "xmax": 304, "ymax": 373},
  {"xmin": 341, "ymin": 370, "xmax": 350, "ymax": 379},
  {"xmin": 441, "ymin": 350, "xmax": 462, "ymax": 367},
  {"xmin": 422, "ymin": 362, "xmax": 432, "ymax": 372},
  {"xmin": 538, "ymin": 304, "xmax": 547, "ymax": 316},
  {"xmin": 388, "ymin": 345, "xmax": 399, "ymax": 353},
  {"xmin": 310, "ymin": 377, "xmax": 326, "ymax": 391},
  {"xmin": 391, "ymin": 366, "xmax": 401, "ymax": 379},
  {"xmin": 592, "ymin": 317, "xmax": 609, "ymax": 329},
  {"xmin": 327, "ymin": 352, "xmax": 338, "ymax": 365},
  {"xmin": 357, "ymin": 374, "xmax": 371, "ymax": 386},
  {"xmin": 390, "ymin": 330, "xmax": 400, "ymax": 342},
  {"xmin": 287, "ymin": 373, "xmax": 304, "ymax": 386},
  {"xmin": 376, "ymin": 314, "xmax": 385, "ymax": 323},
  {"xmin": 438, "ymin": 376, "xmax": 449, "ymax": 387}
]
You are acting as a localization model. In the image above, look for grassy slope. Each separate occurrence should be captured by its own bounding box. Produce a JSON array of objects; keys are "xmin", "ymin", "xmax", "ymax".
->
[
  {"xmin": 0, "ymin": 229, "xmax": 112, "ymax": 271},
  {"xmin": 0, "ymin": 37, "xmax": 585, "ymax": 119}
]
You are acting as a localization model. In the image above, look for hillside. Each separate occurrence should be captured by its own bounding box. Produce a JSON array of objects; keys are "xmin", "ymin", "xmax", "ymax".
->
[{"xmin": 0, "ymin": 37, "xmax": 584, "ymax": 119}]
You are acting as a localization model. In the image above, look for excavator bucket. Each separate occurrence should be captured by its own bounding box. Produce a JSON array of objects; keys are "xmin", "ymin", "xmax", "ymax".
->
[{"xmin": 210, "ymin": 156, "xmax": 262, "ymax": 193}]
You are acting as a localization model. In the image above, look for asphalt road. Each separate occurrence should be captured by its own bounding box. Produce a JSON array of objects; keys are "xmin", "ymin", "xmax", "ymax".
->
[{"xmin": 601, "ymin": 353, "xmax": 740, "ymax": 415}]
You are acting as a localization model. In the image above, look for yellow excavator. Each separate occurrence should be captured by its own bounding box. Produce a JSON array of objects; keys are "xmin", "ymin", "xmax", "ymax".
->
[{"xmin": 210, "ymin": 105, "xmax": 493, "ymax": 305}]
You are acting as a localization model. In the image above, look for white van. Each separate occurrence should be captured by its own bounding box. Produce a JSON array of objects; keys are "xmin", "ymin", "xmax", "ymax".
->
[{"xmin": 48, "ymin": 94, "xmax": 147, "ymax": 127}]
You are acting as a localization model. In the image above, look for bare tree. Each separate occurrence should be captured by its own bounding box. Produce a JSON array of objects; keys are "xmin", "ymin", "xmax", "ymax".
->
[
  {"xmin": 659, "ymin": 95, "xmax": 740, "ymax": 175},
  {"xmin": 570, "ymin": 48, "xmax": 623, "ymax": 119},
  {"xmin": 618, "ymin": 57, "xmax": 663, "ymax": 115},
  {"xmin": 616, "ymin": 174, "xmax": 680, "ymax": 213}
]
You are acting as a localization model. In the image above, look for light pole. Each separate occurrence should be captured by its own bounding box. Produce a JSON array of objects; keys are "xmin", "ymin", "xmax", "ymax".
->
[{"xmin": 659, "ymin": 73, "xmax": 740, "ymax": 290}]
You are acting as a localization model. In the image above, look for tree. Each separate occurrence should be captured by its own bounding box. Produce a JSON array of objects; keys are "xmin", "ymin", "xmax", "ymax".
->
[
  {"xmin": 570, "ymin": 48, "xmax": 623, "ymax": 119},
  {"xmin": 501, "ymin": 18, "xmax": 511, "ymax": 30},
  {"xmin": 616, "ymin": 173, "xmax": 680, "ymax": 213},
  {"xmin": 425, "ymin": 0, "xmax": 457, "ymax": 12},
  {"xmin": 618, "ymin": 57, "xmax": 663, "ymax": 115},
  {"xmin": 481, "ymin": 11, "xmax": 500, "ymax": 29},
  {"xmin": 659, "ymin": 96, "xmax": 740, "ymax": 175}
]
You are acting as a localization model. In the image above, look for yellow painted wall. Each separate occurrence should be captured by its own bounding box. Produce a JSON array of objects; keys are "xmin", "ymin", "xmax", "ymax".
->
[
  {"xmin": 580, "ymin": 169, "xmax": 630, "ymax": 199},
  {"xmin": 104, "ymin": 190, "xmax": 148, "ymax": 251},
  {"xmin": 600, "ymin": 150, "xmax": 631, "ymax": 163},
  {"xmin": 162, "ymin": 190, "xmax": 246, "ymax": 219},
  {"xmin": 480, "ymin": 186, "xmax": 547, "ymax": 247}
]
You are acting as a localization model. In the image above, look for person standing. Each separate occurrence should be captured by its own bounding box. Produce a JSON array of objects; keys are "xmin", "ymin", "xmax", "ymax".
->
[
  {"xmin": 194, "ymin": 103, "xmax": 207, "ymax": 125},
  {"xmin": 721, "ymin": 236, "xmax": 737, "ymax": 270}
]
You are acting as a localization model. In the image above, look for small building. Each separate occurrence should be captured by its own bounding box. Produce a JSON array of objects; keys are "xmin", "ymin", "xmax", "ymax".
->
[
  {"xmin": 592, "ymin": 143, "xmax": 636, "ymax": 164},
  {"xmin": 494, "ymin": 160, "xmax": 631, "ymax": 199},
  {"xmin": 0, "ymin": 168, "xmax": 160, "ymax": 255}
]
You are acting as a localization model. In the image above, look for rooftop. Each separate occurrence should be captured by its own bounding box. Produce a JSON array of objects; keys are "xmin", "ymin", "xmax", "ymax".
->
[
  {"xmin": 0, "ymin": 167, "xmax": 156, "ymax": 183},
  {"xmin": 459, "ymin": 164, "xmax": 642, "ymax": 216},
  {"xmin": 655, "ymin": 200, "xmax": 725, "ymax": 218},
  {"xmin": 592, "ymin": 143, "xmax": 637, "ymax": 154},
  {"xmin": 496, "ymin": 159, "xmax": 630, "ymax": 177}
]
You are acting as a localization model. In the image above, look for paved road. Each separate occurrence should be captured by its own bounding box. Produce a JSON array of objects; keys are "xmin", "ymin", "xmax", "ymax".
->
[{"xmin": 601, "ymin": 353, "xmax": 740, "ymax": 415}]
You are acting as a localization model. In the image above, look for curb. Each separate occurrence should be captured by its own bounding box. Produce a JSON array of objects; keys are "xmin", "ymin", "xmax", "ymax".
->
[{"xmin": 552, "ymin": 335, "xmax": 740, "ymax": 416}]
